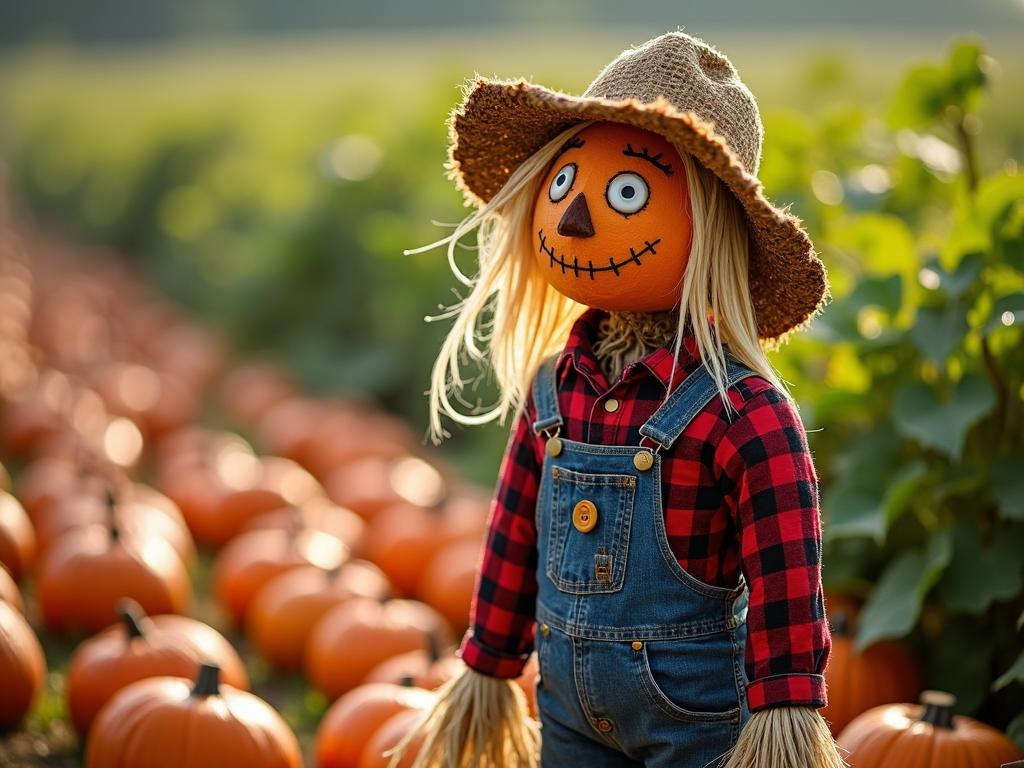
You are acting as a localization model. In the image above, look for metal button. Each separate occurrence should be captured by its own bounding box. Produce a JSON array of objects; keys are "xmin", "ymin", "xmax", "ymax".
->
[
  {"xmin": 596, "ymin": 718, "xmax": 614, "ymax": 733},
  {"xmin": 603, "ymin": 398, "xmax": 619, "ymax": 413},
  {"xmin": 545, "ymin": 436, "xmax": 563, "ymax": 456},
  {"xmin": 631, "ymin": 641, "xmax": 643, "ymax": 650},
  {"xmin": 572, "ymin": 500, "xmax": 598, "ymax": 533},
  {"xmin": 633, "ymin": 450, "xmax": 654, "ymax": 471},
  {"xmin": 539, "ymin": 624, "xmax": 550, "ymax": 636}
]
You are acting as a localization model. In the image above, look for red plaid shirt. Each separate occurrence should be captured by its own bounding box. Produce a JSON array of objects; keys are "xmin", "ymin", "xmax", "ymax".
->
[{"xmin": 460, "ymin": 308, "xmax": 830, "ymax": 712}]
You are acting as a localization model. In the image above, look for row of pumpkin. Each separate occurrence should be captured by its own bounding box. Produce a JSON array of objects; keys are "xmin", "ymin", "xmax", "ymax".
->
[{"xmin": 1, "ymin": 204, "xmax": 1022, "ymax": 766}]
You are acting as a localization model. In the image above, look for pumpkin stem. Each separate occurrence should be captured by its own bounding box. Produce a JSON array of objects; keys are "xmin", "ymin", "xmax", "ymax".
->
[
  {"xmin": 427, "ymin": 630, "xmax": 441, "ymax": 663},
  {"xmin": 918, "ymin": 690, "xmax": 956, "ymax": 729},
  {"xmin": 117, "ymin": 599, "xmax": 148, "ymax": 640},
  {"xmin": 192, "ymin": 661, "xmax": 222, "ymax": 697}
]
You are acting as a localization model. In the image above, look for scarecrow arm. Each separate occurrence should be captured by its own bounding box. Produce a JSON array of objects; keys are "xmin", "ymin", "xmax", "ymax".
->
[
  {"xmin": 723, "ymin": 706, "xmax": 846, "ymax": 768},
  {"xmin": 395, "ymin": 663, "xmax": 540, "ymax": 768}
]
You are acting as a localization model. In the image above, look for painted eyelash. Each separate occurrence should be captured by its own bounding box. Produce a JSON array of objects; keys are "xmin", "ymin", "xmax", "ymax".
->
[
  {"xmin": 622, "ymin": 144, "xmax": 674, "ymax": 176},
  {"xmin": 555, "ymin": 137, "xmax": 586, "ymax": 158}
]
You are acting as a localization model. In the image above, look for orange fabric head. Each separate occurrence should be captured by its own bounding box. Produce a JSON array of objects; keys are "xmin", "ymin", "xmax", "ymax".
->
[{"xmin": 531, "ymin": 122, "xmax": 693, "ymax": 312}]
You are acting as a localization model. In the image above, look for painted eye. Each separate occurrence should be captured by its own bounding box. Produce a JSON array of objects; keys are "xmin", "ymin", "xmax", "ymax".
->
[
  {"xmin": 606, "ymin": 172, "xmax": 650, "ymax": 215},
  {"xmin": 548, "ymin": 163, "xmax": 577, "ymax": 202}
]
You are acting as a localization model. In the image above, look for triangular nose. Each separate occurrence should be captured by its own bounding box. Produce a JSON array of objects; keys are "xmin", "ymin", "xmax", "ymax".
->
[{"xmin": 557, "ymin": 193, "xmax": 596, "ymax": 238}]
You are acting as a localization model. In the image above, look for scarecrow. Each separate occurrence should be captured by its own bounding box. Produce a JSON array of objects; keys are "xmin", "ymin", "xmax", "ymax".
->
[{"xmin": 406, "ymin": 31, "xmax": 845, "ymax": 768}]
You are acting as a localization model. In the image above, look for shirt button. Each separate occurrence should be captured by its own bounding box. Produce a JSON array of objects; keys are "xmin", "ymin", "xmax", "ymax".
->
[
  {"xmin": 603, "ymin": 398, "xmax": 619, "ymax": 413},
  {"xmin": 596, "ymin": 718, "xmax": 614, "ymax": 733},
  {"xmin": 539, "ymin": 624, "xmax": 550, "ymax": 636}
]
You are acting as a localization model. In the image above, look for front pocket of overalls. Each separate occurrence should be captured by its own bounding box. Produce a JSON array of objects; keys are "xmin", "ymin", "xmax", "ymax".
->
[
  {"xmin": 547, "ymin": 466, "xmax": 636, "ymax": 594},
  {"xmin": 634, "ymin": 636, "xmax": 742, "ymax": 723}
]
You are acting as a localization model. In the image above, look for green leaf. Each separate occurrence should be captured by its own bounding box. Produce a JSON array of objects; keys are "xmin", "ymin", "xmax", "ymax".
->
[
  {"xmin": 947, "ymin": 40, "xmax": 987, "ymax": 111},
  {"xmin": 926, "ymin": 616, "xmax": 995, "ymax": 714},
  {"xmin": 892, "ymin": 375, "xmax": 996, "ymax": 460},
  {"xmin": 985, "ymin": 293, "xmax": 1024, "ymax": 335},
  {"xmin": 856, "ymin": 530, "xmax": 952, "ymax": 649},
  {"xmin": 824, "ymin": 486, "xmax": 885, "ymax": 542},
  {"xmin": 882, "ymin": 461, "xmax": 928, "ymax": 529},
  {"xmin": 849, "ymin": 275, "xmax": 903, "ymax": 316},
  {"xmin": 888, "ymin": 64, "xmax": 948, "ymax": 130},
  {"xmin": 1009, "ymin": 712, "xmax": 1024, "ymax": 753},
  {"xmin": 992, "ymin": 648, "xmax": 1024, "ymax": 691},
  {"xmin": 831, "ymin": 212, "xmax": 918, "ymax": 285},
  {"xmin": 935, "ymin": 252, "xmax": 984, "ymax": 302},
  {"xmin": 908, "ymin": 304, "xmax": 969, "ymax": 362},
  {"xmin": 991, "ymin": 455, "xmax": 1024, "ymax": 521},
  {"xmin": 937, "ymin": 522, "xmax": 1024, "ymax": 613}
]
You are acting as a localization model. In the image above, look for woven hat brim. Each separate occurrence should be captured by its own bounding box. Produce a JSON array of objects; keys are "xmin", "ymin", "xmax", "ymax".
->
[{"xmin": 448, "ymin": 79, "xmax": 827, "ymax": 343}]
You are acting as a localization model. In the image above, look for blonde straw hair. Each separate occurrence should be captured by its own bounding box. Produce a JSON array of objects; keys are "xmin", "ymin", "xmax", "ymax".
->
[{"xmin": 422, "ymin": 122, "xmax": 787, "ymax": 442}]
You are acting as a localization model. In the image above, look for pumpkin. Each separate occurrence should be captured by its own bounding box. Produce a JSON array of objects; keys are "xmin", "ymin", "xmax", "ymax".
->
[
  {"xmin": 32, "ymin": 483, "xmax": 195, "ymax": 565},
  {"xmin": 531, "ymin": 122, "xmax": 693, "ymax": 312},
  {"xmin": 820, "ymin": 609, "xmax": 923, "ymax": 735},
  {"xmin": 306, "ymin": 597, "xmax": 451, "ymax": 701},
  {"xmin": 416, "ymin": 537, "xmax": 483, "ymax": 631},
  {"xmin": 0, "ymin": 565, "xmax": 24, "ymax": 613},
  {"xmin": 315, "ymin": 682, "xmax": 436, "ymax": 768},
  {"xmin": 0, "ymin": 598, "xmax": 47, "ymax": 730},
  {"xmin": 66, "ymin": 599, "xmax": 249, "ymax": 734},
  {"xmin": 0, "ymin": 460, "xmax": 9, "ymax": 490},
  {"xmin": 257, "ymin": 397, "xmax": 332, "ymax": 464},
  {"xmin": 300, "ymin": 407, "xmax": 415, "ymax": 481},
  {"xmin": 0, "ymin": 489, "xmax": 36, "ymax": 581},
  {"xmin": 36, "ymin": 522, "xmax": 192, "ymax": 634},
  {"xmin": 836, "ymin": 690, "xmax": 1024, "ymax": 767},
  {"xmin": 86, "ymin": 661, "xmax": 301, "ymax": 768},
  {"xmin": 213, "ymin": 526, "xmax": 349, "ymax": 625},
  {"xmin": 242, "ymin": 497, "xmax": 367, "ymax": 556},
  {"xmin": 362, "ymin": 492, "xmax": 487, "ymax": 598},
  {"xmin": 218, "ymin": 360, "xmax": 298, "ymax": 427},
  {"xmin": 362, "ymin": 636, "xmax": 462, "ymax": 691},
  {"xmin": 247, "ymin": 560, "xmax": 391, "ymax": 671},
  {"xmin": 358, "ymin": 706, "xmax": 430, "ymax": 768}
]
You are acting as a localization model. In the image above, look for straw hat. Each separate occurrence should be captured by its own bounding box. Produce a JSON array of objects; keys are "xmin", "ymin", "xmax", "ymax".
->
[{"xmin": 447, "ymin": 31, "xmax": 827, "ymax": 342}]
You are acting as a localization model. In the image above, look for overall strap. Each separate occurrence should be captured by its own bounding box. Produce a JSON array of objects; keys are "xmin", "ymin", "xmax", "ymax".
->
[
  {"xmin": 639, "ymin": 356, "xmax": 758, "ymax": 450},
  {"xmin": 531, "ymin": 355, "xmax": 564, "ymax": 435}
]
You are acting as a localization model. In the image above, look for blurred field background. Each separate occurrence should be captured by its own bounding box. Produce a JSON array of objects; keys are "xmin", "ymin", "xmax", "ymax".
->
[{"xmin": 1, "ymin": 0, "xmax": 1024, "ymax": 763}]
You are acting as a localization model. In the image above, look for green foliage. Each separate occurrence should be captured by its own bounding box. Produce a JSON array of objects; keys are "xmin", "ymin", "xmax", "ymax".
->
[{"xmin": 770, "ymin": 40, "xmax": 1024, "ymax": 729}]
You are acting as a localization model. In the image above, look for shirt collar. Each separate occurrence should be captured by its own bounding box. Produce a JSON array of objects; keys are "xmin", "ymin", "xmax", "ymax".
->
[{"xmin": 557, "ymin": 308, "xmax": 703, "ymax": 394}]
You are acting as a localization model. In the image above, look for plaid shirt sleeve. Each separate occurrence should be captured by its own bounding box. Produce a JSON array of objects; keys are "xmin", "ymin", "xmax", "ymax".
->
[
  {"xmin": 459, "ymin": 403, "xmax": 541, "ymax": 678},
  {"xmin": 717, "ymin": 383, "xmax": 830, "ymax": 711}
]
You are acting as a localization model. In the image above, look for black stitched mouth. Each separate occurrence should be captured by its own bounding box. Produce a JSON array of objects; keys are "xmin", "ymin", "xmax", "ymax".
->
[{"xmin": 537, "ymin": 229, "xmax": 662, "ymax": 280}]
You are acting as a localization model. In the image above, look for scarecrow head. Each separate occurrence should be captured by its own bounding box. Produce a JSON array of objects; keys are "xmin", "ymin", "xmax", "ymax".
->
[{"xmin": 532, "ymin": 122, "xmax": 693, "ymax": 313}]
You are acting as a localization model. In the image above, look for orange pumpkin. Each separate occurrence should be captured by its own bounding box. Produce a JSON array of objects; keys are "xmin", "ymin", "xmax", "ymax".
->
[
  {"xmin": 66, "ymin": 599, "xmax": 249, "ymax": 734},
  {"xmin": 213, "ymin": 527, "xmax": 349, "ymax": 625},
  {"xmin": 362, "ymin": 493, "xmax": 486, "ymax": 598},
  {"xmin": 36, "ymin": 523, "xmax": 192, "ymax": 634},
  {"xmin": 247, "ymin": 560, "xmax": 392, "ymax": 671},
  {"xmin": 416, "ymin": 537, "xmax": 483, "ymax": 631},
  {"xmin": 358, "ymin": 706, "xmax": 430, "ymax": 768},
  {"xmin": 0, "ymin": 598, "xmax": 47, "ymax": 730},
  {"xmin": 306, "ymin": 597, "xmax": 451, "ymax": 701},
  {"xmin": 362, "ymin": 634, "xmax": 462, "ymax": 690},
  {"xmin": 86, "ymin": 662, "xmax": 302, "ymax": 768},
  {"xmin": 0, "ymin": 489, "xmax": 36, "ymax": 581},
  {"xmin": 314, "ymin": 682, "xmax": 436, "ymax": 768},
  {"xmin": 242, "ymin": 497, "xmax": 367, "ymax": 557},
  {"xmin": 531, "ymin": 122, "xmax": 692, "ymax": 312},
  {"xmin": 836, "ymin": 691, "xmax": 1024, "ymax": 767},
  {"xmin": 0, "ymin": 565, "xmax": 24, "ymax": 612},
  {"xmin": 820, "ymin": 609, "xmax": 922, "ymax": 735},
  {"xmin": 218, "ymin": 360, "xmax": 300, "ymax": 428}
]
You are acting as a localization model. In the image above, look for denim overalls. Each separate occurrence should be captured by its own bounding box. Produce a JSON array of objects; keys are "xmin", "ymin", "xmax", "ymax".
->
[{"xmin": 531, "ymin": 356, "xmax": 754, "ymax": 768}]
